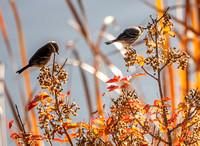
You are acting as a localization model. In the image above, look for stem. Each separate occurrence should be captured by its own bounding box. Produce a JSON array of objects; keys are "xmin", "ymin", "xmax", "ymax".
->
[
  {"xmin": 141, "ymin": 66, "xmax": 158, "ymax": 80},
  {"xmin": 154, "ymin": 14, "xmax": 172, "ymax": 145},
  {"xmin": 55, "ymin": 91, "xmax": 74, "ymax": 146},
  {"xmin": 15, "ymin": 105, "xmax": 30, "ymax": 146}
]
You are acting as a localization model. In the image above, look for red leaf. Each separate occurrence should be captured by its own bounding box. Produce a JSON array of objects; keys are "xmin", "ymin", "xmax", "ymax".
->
[
  {"xmin": 10, "ymin": 133, "xmax": 23, "ymax": 139},
  {"xmin": 102, "ymin": 92, "xmax": 105, "ymax": 96},
  {"xmin": 67, "ymin": 90, "xmax": 71, "ymax": 97},
  {"xmin": 120, "ymin": 84, "xmax": 128, "ymax": 89},
  {"xmin": 9, "ymin": 120, "xmax": 14, "ymax": 129},
  {"xmin": 106, "ymin": 76, "xmax": 120, "ymax": 83},
  {"xmin": 27, "ymin": 102, "xmax": 39, "ymax": 111},
  {"xmin": 107, "ymin": 85, "xmax": 119, "ymax": 92},
  {"xmin": 170, "ymin": 21, "xmax": 174, "ymax": 26},
  {"xmin": 120, "ymin": 76, "xmax": 132, "ymax": 82}
]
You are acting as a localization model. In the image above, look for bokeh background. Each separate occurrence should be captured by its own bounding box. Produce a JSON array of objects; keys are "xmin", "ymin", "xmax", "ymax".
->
[{"xmin": 0, "ymin": 0, "xmax": 199, "ymax": 145}]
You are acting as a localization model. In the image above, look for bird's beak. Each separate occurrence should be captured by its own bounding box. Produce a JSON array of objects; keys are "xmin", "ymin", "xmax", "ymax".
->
[{"xmin": 57, "ymin": 52, "xmax": 59, "ymax": 55}]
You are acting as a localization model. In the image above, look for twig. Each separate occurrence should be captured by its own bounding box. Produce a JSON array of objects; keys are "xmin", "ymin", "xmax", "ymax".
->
[
  {"xmin": 55, "ymin": 58, "xmax": 68, "ymax": 76},
  {"xmin": 141, "ymin": 66, "xmax": 158, "ymax": 80},
  {"xmin": 15, "ymin": 105, "xmax": 26, "ymax": 134},
  {"xmin": 15, "ymin": 105, "xmax": 30, "ymax": 146},
  {"xmin": 52, "ymin": 53, "xmax": 55, "ymax": 77},
  {"xmin": 156, "ymin": 7, "xmax": 170, "ymax": 23},
  {"xmin": 55, "ymin": 91, "xmax": 74, "ymax": 146}
]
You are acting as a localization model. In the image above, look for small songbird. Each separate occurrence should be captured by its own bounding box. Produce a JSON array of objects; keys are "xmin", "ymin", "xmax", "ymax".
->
[
  {"xmin": 16, "ymin": 41, "xmax": 59, "ymax": 74},
  {"xmin": 105, "ymin": 26, "xmax": 146, "ymax": 47}
]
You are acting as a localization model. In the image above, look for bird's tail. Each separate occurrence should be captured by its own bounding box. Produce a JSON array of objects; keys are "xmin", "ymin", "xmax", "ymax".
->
[
  {"xmin": 16, "ymin": 65, "xmax": 30, "ymax": 74},
  {"xmin": 105, "ymin": 40, "xmax": 115, "ymax": 45}
]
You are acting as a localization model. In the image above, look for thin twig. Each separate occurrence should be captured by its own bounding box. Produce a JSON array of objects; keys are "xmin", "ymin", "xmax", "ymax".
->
[
  {"xmin": 156, "ymin": 7, "xmax": 170, "ymax": 23},
  {"xmin": 55, "ymin": 58, "xmax": 68, "ymax": 76},
  {"xmin": 52, "ymin": 53, "xmax": 55, "ymax": 77},
  {"xmin": 141, "ymin": 66, "xmax": 158, "ymax": 80},
  {"xmin": 55, "ymin": 91, "xmax": 74, "ymax": 146}
]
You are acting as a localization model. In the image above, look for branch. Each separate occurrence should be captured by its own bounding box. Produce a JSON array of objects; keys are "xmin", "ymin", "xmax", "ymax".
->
[{"xmin": 141, "ymin": 66, "xmax": 158, "ymax": 80}]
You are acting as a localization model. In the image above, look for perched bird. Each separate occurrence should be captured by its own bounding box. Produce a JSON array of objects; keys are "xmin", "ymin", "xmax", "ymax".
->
[
  {"xmin": 105, "ymin": 26, "xmax": 146, "ymax": 47},
  {"xmin": 16, "ymin": 41, "xmax": 59, "ymax": 74}
]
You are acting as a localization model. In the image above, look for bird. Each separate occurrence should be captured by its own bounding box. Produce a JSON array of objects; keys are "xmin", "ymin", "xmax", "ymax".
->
[
  {"xmin": 16, "ymin": 41, "xmax": 59, "ymax": 74},
  {"xmin": 105, "ymin": 26, "xmax": 146, "ymax": 47}
]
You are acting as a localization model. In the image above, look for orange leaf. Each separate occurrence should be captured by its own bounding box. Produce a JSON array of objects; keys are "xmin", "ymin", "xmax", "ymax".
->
[
  {"xmin": 59, "ymin": 94, "xmax": 66, "ymax": 98},
  {"xmin": 63, "ymin": 133, "xmax": 78, "ymax": 142},
  {"xmin": 27, "ymin": 102, "xmax": 39, "ymax": 111},
  {"xmin": 163, "ymin": 27, "xmax": 171, "ymax": 32},
  {"xmin": 28, "ymin": 135, "xmax": 43, "ymax": 140},
  {"xmin": 168, "ymin": 31, "xmax": 175, "ymax": 37},
  {"xmin": 132, "ymin": 73, "xmax": 146, "ymax": 78},
  {"xmin": 153, "ymin": 100, "xmax": 162, "ymax": 107},
  {"xmin": 120, "ymin": 115, "xmax": 132, "ymax": 122},
  {"xmin": 90, "ymin": 117, "xmax": 104, "ymax": 125},
  {"xmin": 9, "ymin": 120, "xmax": 14, "ymax": 129},
  {"xmin": 187, "ymin": 131, "xmax": 193, "ymax": 136},
  {"xmin": 167, "ymin": 125, "xmax": 174, "ymax": 129},
  {"xmin": 161, "ymin": 97, "xmax": 171, "ymax": 101},
  {"xmin": 136, "ymin": 55, "xmax": 145, "ymax": 67},
  {"xmin": 52, "ymin": 138, "xmax": 64, "ymax": 143}
]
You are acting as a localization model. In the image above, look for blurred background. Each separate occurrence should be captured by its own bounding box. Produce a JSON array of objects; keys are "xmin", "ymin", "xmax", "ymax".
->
[{"xmin": 0, "ymin": 0, "xmax": 199, "ymax": 145}]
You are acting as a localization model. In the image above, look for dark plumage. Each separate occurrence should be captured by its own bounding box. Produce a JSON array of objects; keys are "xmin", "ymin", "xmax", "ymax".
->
[
  {"xmin": 105, "ymin": 26, "xmax": 146, "ymax": 47},
  {"xmin": 16, "ymin": 41, "xmax": 59, "ymax": 74}
]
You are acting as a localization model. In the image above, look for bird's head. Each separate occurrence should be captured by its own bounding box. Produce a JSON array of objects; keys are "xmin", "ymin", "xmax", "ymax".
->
[
  {"xmin": 49, "ymin": 41, "xmax": 59, "ymax": 55},
  {"xmin": 138, "ymin": 26, "xmax": 147, "ymax": 33}
]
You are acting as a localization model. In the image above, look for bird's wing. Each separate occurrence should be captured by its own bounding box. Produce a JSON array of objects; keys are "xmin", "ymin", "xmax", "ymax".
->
[
  {"xmin": 29, "ymin": 43, "xmax": 52, "ymax": 65},
  {"xmin": 116, "ymin": 28, "xmax": 140, "ymax": 41},
  {"xmin": 124, "ymin": 27, "xmax": 140, "ymax": 37}
]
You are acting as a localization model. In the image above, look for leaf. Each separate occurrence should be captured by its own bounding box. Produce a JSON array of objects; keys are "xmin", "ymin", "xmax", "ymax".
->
[
  {"xmin": 102, "ymin": 92, "xmax": 105, "ymax": 96},
  {"xmin": 132, "ymin": 73, "xmax": 146, "ymax": 78},
  {"xmin": 168, "ymin": 31, "xmax": 175, "ymax": 37},
  {"xmin": 153, "ymin": 100, "xmax": 162, "ymax": 107},
  {"xmin": 106, "ymin": 75, "xmax": 120, "ymax": 83},
  {"xmin": 167, "ymin": 125, "xmax": 174, "ymax": 129},
  {"xmin": 27, "ymin": 102, "xmax": 39, "ymax": 111},
  {"xmin": 63, "ymin": 133, "xmax": 79, "ymax": 142},
  {"xmin": 28, "ymin": 135, "xmax": 43, "ymax": 140},
  {"xmin": 67, "ymin": 90, "xmax": 71, "ymax": 97},
  {"xmin": 120, "ymin": 115, "xmax": 132, "ymax": 122},
  {"xmin": 90, "ymin": 117, "xmax": 104, "ymax": 125},
  {"xmin": 120, "ymin": 76, "xmax": 132, "ymax": 82},
  {"xmin": 52, "ymin": 138, "xmax": 64, "ymax": 143},
  {"xmin": 168, "ymin": 112, "xmax": 179, "ymax": 124},
  {"xmin": 120, "ymin": 84, "xmax": 129, "ymax": 89},
  {"xmin": 143, "ymin": 104, "xmax": 151, "ymax": 115},
  {"xmin": 9, "ymin": 120, "xmax": 14, "ymax": 129},
  {"xmin": 161, "ymin": 97, "xmax": 171, "ymax": 101},
  {"xmin": 107, "ymin": 85, "xmax": 119, "ymax": 92},
  {"xmin": 10, "ymin": 133, "xmax": 23, "ymax": 139}
]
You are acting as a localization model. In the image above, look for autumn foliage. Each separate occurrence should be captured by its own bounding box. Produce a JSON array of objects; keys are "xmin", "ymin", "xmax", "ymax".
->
[{"xmin": 9, "ymin": 8, "xmax": 200, "ymax": 146}]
